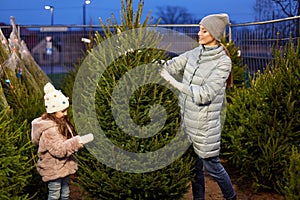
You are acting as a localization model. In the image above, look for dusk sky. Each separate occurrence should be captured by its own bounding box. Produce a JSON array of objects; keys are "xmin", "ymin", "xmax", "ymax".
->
[{"xmin": 0, "ymin": 0, "xmax": 256, "ymax": 26}]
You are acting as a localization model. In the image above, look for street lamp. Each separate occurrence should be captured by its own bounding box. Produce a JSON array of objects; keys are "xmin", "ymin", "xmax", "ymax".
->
[
  {"xmin": 45, "ymin": 5, "xmax": 54, "ymax": 25},
  {"xmin": 83, "ymin": 0, "xmax": 91, "ymax": 28}
]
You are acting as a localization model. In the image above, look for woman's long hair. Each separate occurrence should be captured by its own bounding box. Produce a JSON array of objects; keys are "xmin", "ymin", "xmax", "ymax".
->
[
  {"xmin": 220, "ymin": 43, "xmax": 234, "ymax": 88},
  {"xmin": 41, "ymin": 112, "xmax": 76, "ymax": 139}
]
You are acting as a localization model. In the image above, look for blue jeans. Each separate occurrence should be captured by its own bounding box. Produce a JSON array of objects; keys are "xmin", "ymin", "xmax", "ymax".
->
[
  {"xmin": 47, "ymin": 176, "xmax": 70, "ymax": 200},
  {"xmin": 192, "ymin": 156, "xmax": 236, "ymax": 200}
]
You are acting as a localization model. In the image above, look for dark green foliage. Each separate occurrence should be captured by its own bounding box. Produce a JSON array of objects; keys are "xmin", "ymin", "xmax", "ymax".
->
[
  {"xmin": 76, "ymin": 148, "xmax": 193, "ymax": 200},
  {"xmin": 67, "ymin": 0, "xmax": 195, "ymax": 199},
  {"xmin": 0, "ymin": 22, "xmax": 50, "ymax": 198},
  {"xmin": 47, "ymin": 73, "xmax": 69, "ymax": 89},
  {"xmin": 284, "ymin": 146, "xmax": 300, "ymax": 200},
  {"xmin": 222, "ymin": 39, "xmax": 300, "ymax": 194},
  {"xmin": 0, "ymin": 36, "xmax": 49, "ymax": 122},
  {"xmin": 222, "ymin": 40, "xmax": 247, "ymax": 88},
  {"xmin": 0, "ymin": 59, "xmax": 48, "ymax": 198},
  {"xmin": 0, "ymin": 109, "xmax": 32, "ymax": 199}
]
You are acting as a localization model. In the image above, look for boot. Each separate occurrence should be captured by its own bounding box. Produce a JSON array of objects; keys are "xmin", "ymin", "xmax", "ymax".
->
[{"xmin": 226, "ymin": 195, "xmax": 237, "ymax": 200}]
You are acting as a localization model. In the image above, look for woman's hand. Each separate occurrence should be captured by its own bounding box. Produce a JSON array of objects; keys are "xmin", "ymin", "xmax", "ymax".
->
[{"xmin": 160, "ymin": 68, "xmax": 193, "ymax": 97}]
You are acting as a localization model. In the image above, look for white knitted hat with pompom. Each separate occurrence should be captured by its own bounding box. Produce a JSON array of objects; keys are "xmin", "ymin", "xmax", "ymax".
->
[{"xmin": 44, "ymin": 82, "xmax": 69, "ymax": 113}]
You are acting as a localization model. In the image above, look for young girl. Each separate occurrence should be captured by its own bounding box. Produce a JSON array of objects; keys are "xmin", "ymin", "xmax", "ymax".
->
[
  {"xmin": 160, "ymin": 13, "xmax": 236, "ymax": 200},
  {"xmin": 31, "ymin": 82, "xmax": 93, "ymax": 200}
]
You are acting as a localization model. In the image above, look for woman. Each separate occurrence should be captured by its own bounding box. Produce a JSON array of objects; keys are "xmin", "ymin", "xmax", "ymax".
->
[
  {"xmin": 31, "ymin": 82, "xmax": 93, "ymax": 200},
  {"xmin": 160, "ymin": 13, "xmax": 236, "ymax": 200}
]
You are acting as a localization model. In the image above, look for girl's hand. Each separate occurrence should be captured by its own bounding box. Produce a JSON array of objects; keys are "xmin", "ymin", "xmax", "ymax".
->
[{"xmin": 79, "ymin": 133, "xmax": 94, "ymax": 144}]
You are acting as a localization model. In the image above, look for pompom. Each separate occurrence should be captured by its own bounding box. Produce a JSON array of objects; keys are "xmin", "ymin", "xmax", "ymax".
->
[{"xmin": 44, "ymin": 82, "xmax": 55, "ymax": 94}]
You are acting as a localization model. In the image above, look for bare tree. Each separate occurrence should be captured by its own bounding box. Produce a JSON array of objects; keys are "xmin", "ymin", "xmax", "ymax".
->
[
  {"xmin": 155, "ymin": 6, "xmax": 197, "ymax": 24},
  {"xmin": 271, "ymin": 0, "xmax": 300, "ymax": 36},
  {"xmin": 255, "ymin": 0, "xmax": 300, "ymax": 36},
  {"xmin": 272, "ymin": 0, "xmax": 299, "ymax": 17},
  {"xmin": 255, "ymin": 0, "xmax": 275, "ymax": 20},
  {"xmin": 255, "ymin": 0, "xmax": 299, "ymax": 19}
]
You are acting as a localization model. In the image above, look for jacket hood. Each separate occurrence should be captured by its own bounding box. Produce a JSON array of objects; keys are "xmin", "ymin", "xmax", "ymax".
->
[{"xmin": 31, "ymin": 117, "xmax": 57, "ymax": 146}]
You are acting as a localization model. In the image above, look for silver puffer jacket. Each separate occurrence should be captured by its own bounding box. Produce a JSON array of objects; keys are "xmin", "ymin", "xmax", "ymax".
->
[{"xmin": 164, "ymin": 44, "xmax": 231, "ymax": 158}]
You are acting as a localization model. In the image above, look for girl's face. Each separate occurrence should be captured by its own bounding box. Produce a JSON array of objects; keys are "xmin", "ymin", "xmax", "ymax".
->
[
  {"xmin": 55, "ymin": 108, "xmax": 68, "ymax": 119},
  {"xmin": 198, "ymin": 25, "xmax": 218, "ymax": 46}
]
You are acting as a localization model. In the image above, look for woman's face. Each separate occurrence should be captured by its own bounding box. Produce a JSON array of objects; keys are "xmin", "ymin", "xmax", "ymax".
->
[
  {"xmin": 54, "ymin": 108, "xmax": 68, "ymax": 119},
  {"xmin": 198, "ymin": 25, "xmax": 218, "ymax": 46}
]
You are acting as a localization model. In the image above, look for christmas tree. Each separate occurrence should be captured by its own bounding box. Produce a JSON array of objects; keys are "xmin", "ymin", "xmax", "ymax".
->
[
  {"xmin": 0, "ymin": 16, "xmax": 50, "ymax": 198},
  {"xmin": 68, "ymin": 0, "xmax": 195, "ymax": 199},
  {"xmin": 0, "ymin": 16, "xmax": 49, "ymax": 117}
]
